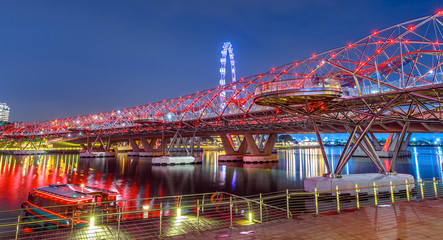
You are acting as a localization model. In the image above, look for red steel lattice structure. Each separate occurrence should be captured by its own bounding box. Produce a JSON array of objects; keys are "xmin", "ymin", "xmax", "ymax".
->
[{"xmin": 1, "ymin": 12, "xmax": 443, "ymax": 141}]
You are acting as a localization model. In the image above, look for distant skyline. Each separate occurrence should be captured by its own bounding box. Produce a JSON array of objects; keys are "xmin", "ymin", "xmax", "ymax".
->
[
  {"xmin": 0, "ymin": 1, "xmax": 442, "ymax": 122},
  {"xmin": 291, "ymin": 133, "xmax": 443, "ymax": 141}
]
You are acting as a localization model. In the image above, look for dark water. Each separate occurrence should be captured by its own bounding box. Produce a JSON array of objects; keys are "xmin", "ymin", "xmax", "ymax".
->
[{"xmin": 0, "ymin": 146, "xmax": 442, "ymax": 211}]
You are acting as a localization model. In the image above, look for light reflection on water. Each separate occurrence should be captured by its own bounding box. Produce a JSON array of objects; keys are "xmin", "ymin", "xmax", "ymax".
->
[{"xmin": 0, "ymin": 146, "xmax": 442, "ymax": 211}]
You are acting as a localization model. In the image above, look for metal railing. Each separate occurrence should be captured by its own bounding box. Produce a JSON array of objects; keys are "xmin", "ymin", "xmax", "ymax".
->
[{"xmin": 1, "ymin": 177, "xmax": 443, "ymax": 239}]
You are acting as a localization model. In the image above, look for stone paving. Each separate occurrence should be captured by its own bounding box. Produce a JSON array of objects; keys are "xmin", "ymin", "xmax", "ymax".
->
[{"xmin": 169, "ymin": 199, "xmax": 443, "ymax": 240}]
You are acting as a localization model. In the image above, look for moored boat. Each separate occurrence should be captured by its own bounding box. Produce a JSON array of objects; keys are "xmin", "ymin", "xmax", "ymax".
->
[{"xmin": 21, "ymin": 184, "xmax": 119, "ymax": 229}]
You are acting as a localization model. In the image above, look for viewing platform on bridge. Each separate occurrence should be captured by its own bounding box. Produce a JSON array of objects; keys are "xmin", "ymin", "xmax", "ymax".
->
[{"xmin": 254, "ymin": 77, "xmax": 342, "ymax": 106}]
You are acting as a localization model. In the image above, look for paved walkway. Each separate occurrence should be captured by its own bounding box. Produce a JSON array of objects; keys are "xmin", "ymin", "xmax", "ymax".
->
[{"xmin": 170, "ymin": 199, "xmax": 443, "ymax": 240}]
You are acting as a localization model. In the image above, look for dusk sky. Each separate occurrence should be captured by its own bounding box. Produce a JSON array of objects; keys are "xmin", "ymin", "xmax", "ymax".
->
[{"xmin": 0, "ymin": 1, "xmax": 442, "ymax": 122}]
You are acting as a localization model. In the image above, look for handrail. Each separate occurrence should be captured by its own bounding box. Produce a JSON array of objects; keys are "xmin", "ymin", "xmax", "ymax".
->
[{"xmin": 1, "ymin": 177, "xmax": 442, "ymax": 239}]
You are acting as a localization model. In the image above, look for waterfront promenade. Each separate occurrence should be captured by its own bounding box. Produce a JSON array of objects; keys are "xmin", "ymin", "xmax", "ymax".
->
[{"xmin": 173, "ymin": 199, "xmax": 443, "ymax": 240}]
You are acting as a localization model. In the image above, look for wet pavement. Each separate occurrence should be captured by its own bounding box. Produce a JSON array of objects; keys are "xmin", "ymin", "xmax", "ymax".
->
[{"xmin": 170, "ymin": 199, "xmax": 443, "ymax": 240}]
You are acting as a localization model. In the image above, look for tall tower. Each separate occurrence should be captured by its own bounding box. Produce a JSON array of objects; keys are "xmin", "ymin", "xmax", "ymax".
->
[{"xmin": 0, "ymin": 103, "xmax": 10, "ymax": 122}]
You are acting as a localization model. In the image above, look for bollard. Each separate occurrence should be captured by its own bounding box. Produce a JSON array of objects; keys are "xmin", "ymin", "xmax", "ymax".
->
[
  {"xmin": 15, "ymin": 215, "xmax": 20, "ymax": 240},
  {"xmin": 390, "ymin": 181, "xmax": 395, "ymax": 204},
  {"xmin": 197, "ymin": 199, "xmax": 200, "ymax": 233},
  {"xmin": 259, "ymin": 193, "xmax": 263, "ymax": 222},
  {"xmin": 286, "ymin": 189, "xmax": 290, "ymax": 219},
  {"xmin": 229, "ymin": 196, "xmax": 233, "ymax": 230},
  {"xmin": 159, "ymin": 202, "xmax": 163, "ymax": 238},
  {"xmin": 373, "ymin": 182, "xmax": 378, "ymax": 207},
  {"xmin": 314, "ymin": 188, "xmax": 319, "ymax": 216},
  {"xmin": 355, "ymin": 184, "xmax": 360, "ymax": 210},
  {"xmin": 420, "ymin": 179, "xmax": 424, "ymax": 200},
  {"xmin": 405, "ymin": 179, "xmax": 410, "ymax": 202},
  {"xmin": 336, "ymin": 186, "xmax": 341, "ymax": 213},
  {"xmin": 433, "ymin": 177, "xmax": 438, "ymax": 198}
]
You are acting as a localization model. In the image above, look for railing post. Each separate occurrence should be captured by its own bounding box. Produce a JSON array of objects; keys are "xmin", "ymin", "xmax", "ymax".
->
[
  {"xmin": 355, "ymin": 184, "xmax": 360, "ymax": 210},
  {"xmin": 159, "ymin": 202, "xmax": 163, "ymax": 238},
  {"xmin": 390, "ymin": 181, "xmax": 395, "ymax": 204},
  {"xmin": 373, "ymin": 182, "xmax": 378, "ymax": 207},
  {"xmin": 336, "ymin": 186, "xmax": 340, "ymax": 213},
  {"xmin": 70, "ymin": 209, "xmax": 74, "ymax": 234},
  {"xmin": 197, "ymin": 199, "xmax": 200, "ymax": 234},
  {"xmin": 259, "ymin": 193, "xmax": 263, "ymax": 222},
  {"xmin": 406, "ymin": 179, "xmax": 410, "ymax": 202},
  {"xmin": 229, "ymin": 196, "xmax": 233, "ymax": 230},
  {"xmin": 202, "ymin": 194, "xmax": 205, "ymax": 214},
  {"xmin": 286, "ymin": 189, "xmax": 290, "ymax": 219},
  {"xmin": 117, "ymin": 207, "xmax": 121, "ymax": 240},
  {"xmin": 433, "ymin": 177, "xmax": 438, "ymax": 198},
  {"xmin": 15, "ymin": 215, "xmax": 20, "ymax": 240},
  {"xmin": 314, "ymin": 188, "xmax": 319, "ymax": 216},
  {"xmin": 420, "ymin": 178, "xmax": 424, "ymax": 200}
]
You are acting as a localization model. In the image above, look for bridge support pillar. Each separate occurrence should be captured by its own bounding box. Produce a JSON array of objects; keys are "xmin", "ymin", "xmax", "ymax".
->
[
  {"xmin": 243, "ymin": 133, "xmax": 278, "ymax": 163},
  {"xmin": 352, "ymin": 131, "xmax": 412, "ymax": 159},
  {"xmin": 218, "ymin": 134, "xmax": 247, "ymax": 162},
  {"xmin": 138, "ymin": 138, "xmax": 162, "ymax": 157},
  {"xmin": 128, "ymin": 138, "xmax": 141, "ymax": 152},
  {"xmin": 80, "ymin": 135, "xmax": 114, "ymax": 158},
  {"xmin": 312, "ymin": 120, "xmax": 331, "ymax": 175}
]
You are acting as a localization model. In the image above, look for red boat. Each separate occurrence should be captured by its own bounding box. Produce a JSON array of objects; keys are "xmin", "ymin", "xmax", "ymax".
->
[{"xmin": 21, "ymin": 184, "xmax": 120, "ymax": 228}]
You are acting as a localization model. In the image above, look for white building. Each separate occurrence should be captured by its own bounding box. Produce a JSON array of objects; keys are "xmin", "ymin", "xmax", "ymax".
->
[{"xmin": 0, "ymin": 103, "xmax": 10, "ymax": 122}]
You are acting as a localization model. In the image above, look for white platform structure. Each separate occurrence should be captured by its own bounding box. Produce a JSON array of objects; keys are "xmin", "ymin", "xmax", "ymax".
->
[
  {"xmin": 13, "ymin": 150, "xmax": 45, "ymax": 155},
  {"xmin": 304, "ymin": 173, "xmax": 415, "ymax": 195},
  {"xmin": 151, "ymin": 156, "xmax": 201, "ymax": 165},
  {"xmin": 79, "ymin": 152, "xmax": 115, "ymax": 158},
  {"xmin": 139, "ymin": 151, "xmax": 163, "ymax": 157}
]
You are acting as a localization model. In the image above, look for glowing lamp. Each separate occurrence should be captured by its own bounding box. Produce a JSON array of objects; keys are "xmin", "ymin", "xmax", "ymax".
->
[
  {"xmin": 89, "ymin": 217, "xmax": 95, "ymax": 227},
  {"xmin": 142, "ymin": 205, "xmax": 150, "ymax": 210},
  {"xmin": 248, "ymin": 212, "xmax": 253, "ymax": 222},
  {"xmin": 177, "ymin": 208, "xmax": 181, "ymax": 217}
]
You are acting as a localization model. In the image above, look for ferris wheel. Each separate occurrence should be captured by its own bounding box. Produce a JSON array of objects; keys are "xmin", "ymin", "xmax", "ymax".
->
[{"xmin": 219, "ymin": 42, "xmax": 236, "ymax": 88}]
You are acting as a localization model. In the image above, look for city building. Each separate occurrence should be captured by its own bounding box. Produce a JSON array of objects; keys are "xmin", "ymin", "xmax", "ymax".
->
[{"xmin": 0, "ymin": 103, "xmax": 10, "ymax": 122}]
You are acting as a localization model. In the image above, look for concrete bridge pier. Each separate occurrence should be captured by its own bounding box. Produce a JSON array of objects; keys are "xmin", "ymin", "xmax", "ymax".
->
[
  {"xmin": 11, "ymin": 138, "xmax": 46, "ymax": 155},
  {"xmin": 139, "ymin": 138, "xmax": 162, "ymax": 157},
  {"xmin": 80, "ymin": 135, "xmax": 114, "ymax": 158},
  {"xmin": 243, "ymin": 133, "xmax": 278, "ymax": 163},
  {"xmin": 218, "ymin": 133, "xmax": 278, "ymax": 163},
  {"xmin": 127, "ymin": 138, "xmax": 142, "ymax": 156},
  {"xmin": 218, "ymin": 134, "xmax": 248, "ymax": 162},
  {"xmin": 152, "ymin": 131, "xmax": 200, "ymax": 165}
]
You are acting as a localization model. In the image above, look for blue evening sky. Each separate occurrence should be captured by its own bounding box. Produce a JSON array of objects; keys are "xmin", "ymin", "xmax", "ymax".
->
[{"xmin": 0, "ymin": 1, "xmax": 441, "ymax": 122}]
